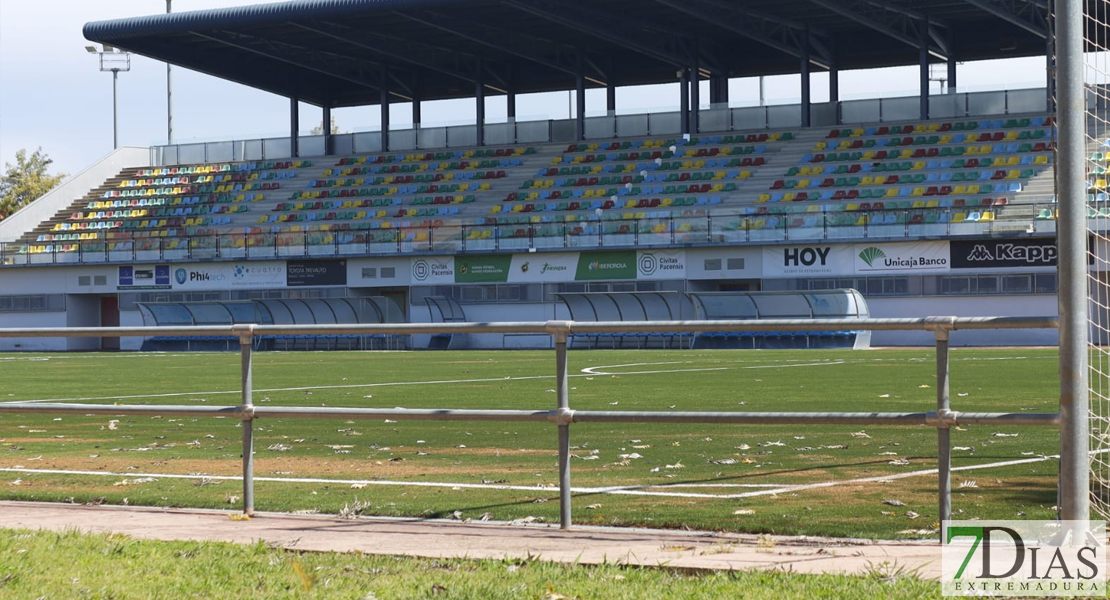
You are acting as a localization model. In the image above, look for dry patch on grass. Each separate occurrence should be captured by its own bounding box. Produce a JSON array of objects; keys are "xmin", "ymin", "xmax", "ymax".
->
[{"xmin": 1, "ymin": 453, "xmax": 550, "ymax": 481}]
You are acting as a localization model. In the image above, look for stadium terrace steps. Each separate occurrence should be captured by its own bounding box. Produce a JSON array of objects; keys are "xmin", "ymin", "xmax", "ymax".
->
[{"xmin": 12, "ymin": 116, "xmax": 1066, "ymax": 255}]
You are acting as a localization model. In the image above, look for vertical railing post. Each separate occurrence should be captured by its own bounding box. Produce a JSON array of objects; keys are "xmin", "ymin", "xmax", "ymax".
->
[
  {"xmin": 935, "ymin": 324, "xmax": 952, "ymax": 542},
  {"xmin": 233, "ymin": 324, "xmax": 256, "ymax": 516},
  {"xmin": 549, "ymin": 321, "xmax": 573, "ymax": 530}
]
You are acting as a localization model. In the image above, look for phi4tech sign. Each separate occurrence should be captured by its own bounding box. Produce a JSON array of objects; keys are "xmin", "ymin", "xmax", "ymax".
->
[{"xmin": 943, "ymin": 520, "xmax": 1106, "ymax": 597}]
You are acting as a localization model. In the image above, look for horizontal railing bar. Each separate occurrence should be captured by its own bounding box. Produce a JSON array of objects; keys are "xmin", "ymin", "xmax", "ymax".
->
[
  {"xmin": 945, "ymin": 412, "xmax": 1061, "ymax": 426},
  {"xmin": 0, "ymin": 403, "xmax": 1060, "ymax": 427},
  {"xmin": 0, "ymin": 403, "xmax": 559, "ymax": 422},
  {"xmin": 571, "ymin": 411, "xmax": 1061, "ymax": 426},
  {"xmin": 552, "ymin": 316, "xmax": 1058, "ymax": 334},
  {"xmin": 0, "ymin": 316, "xmax": 1058, "ymax": 339},
  {"xmin": 0, "ymin": 404, "xmax": 249, "ymax": 418}
]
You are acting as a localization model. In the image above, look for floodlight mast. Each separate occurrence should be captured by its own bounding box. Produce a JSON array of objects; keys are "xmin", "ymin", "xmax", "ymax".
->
[{"xmin": 88, "ymin": 44, "xmax": 131, "ymax": 149}]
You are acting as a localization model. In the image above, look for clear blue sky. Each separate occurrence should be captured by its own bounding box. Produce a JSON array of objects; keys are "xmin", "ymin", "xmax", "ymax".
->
[{"xmin": 0, "ymin": 0, "xmax": 1048, "ymax": 178}]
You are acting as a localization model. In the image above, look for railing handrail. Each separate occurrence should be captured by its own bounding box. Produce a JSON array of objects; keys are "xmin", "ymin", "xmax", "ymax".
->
[{"xmin": 0, "ymin": 316, "xmax": 1060, "ymax": 339}]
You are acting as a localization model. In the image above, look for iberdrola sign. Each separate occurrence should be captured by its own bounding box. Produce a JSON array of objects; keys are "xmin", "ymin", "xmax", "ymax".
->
[{"xmin": 575, "ymin": 250, "xmax": 637, "ymax": 281}]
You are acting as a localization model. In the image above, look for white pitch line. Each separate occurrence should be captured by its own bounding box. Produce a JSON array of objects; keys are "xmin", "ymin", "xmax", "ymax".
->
[
  {"xmin": 721, "ymin": 454, "xmax": 1070, "ymax": 500},
  {"xmin": 580, "ymin": 359, "xmax": 843, "ymax": 376},
  {"xmin": 3, "ymin": 360, "xmax": 766, "ymax": 405},
  {"xmin": 4, "ymin": 452, "xmax": 1084, "ymax": 501},
  {"xmin": 3, "ymin": 372, "xmax": 581, "ymax": 405},
  {"xmin": 743, "ymin": 360, "xmax": 845, "ymax": 369},
  {"xmin": 0, "ymin": 467, "xmax": 792, "ymax": 498}
]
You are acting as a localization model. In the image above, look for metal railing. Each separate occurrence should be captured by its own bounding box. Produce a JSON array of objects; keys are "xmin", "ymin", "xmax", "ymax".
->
[
  {"xmin": 0, "ymin": 316, "xmax": 1061, "ymax": 540},
  {"xmin": 0, "ymin": 204, "xmax": 1065, "ymax": 267},
  {"xmin": 148, "ymin": 88, "xmax": 1050, "ymax": 166}
]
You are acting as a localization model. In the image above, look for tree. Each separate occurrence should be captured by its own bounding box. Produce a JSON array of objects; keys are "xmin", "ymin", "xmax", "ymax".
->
[
  {"xmin": 0, "ymin": 148, "xmax": 67, "ymax": 219},
  {"xmin": 311, "ymin": 116, "xmax": 340, "ymax": 136}
]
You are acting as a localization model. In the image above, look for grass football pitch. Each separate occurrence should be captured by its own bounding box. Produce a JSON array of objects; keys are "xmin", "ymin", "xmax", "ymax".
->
[{"xmin": 0, "ymin": 347, "xmax": 1062, "ymax": 539}]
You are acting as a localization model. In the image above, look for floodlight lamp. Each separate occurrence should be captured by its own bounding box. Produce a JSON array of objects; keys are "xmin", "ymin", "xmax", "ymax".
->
[
  {"xmin": 85, "ymin": 45, "xmax": 98, "ymax": 54},
  {"xmin": 103, "ymin": 44, "xmax": 115, "ymax": 52}
]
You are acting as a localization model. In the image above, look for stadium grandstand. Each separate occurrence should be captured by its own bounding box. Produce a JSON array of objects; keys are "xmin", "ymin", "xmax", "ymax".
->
[{"xmin": 0, "ymin": 0, "xmax": 1084, "ymax": 350}]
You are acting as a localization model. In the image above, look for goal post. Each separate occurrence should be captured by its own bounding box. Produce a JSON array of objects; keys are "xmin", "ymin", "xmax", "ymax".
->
[{"xmin": 1074, "ymin": 0, "xmax": 1102, "ymax": 520}]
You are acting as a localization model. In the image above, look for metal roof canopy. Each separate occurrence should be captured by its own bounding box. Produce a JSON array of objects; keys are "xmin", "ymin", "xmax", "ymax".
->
[{"xmin": 83, "ymin": 0, "xmax": 1059, "ymax": 110}]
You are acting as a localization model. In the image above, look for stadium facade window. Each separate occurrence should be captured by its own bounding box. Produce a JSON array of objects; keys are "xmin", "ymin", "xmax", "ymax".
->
[
  {"xmin": 936, "ymin": 273, "xmax": 1050, "ymax": 296},
  {"xmin": 784, "ymin": 276, "xmax": 912, "ymax": 297},
  {"xmin": 977, "ymin": 276, "xmax": 999, "ymax": 294},
  {"xmin": 1002, "ymin": 275, "xmax": 1033, "ymax": 294},
  {"xmin": 1034, "ymin": 273, "xmax": 1057, "ymax": 293},
  {"xmin": 0, "ymin": 294, "xmax": 65, "ymax": 313},
  {"xmin": 412, "ymin": 284, "xmax": 541, "ymax": 305},
  {"xmin": 940, "ymin": 276, "xmax": 972, "ymax": 295}
]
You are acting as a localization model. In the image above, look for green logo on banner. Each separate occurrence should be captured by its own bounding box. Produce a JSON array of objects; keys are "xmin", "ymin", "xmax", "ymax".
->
[
  {"xmin": 575, "ymin": 251, "xmax": 637, "ymax": 281},
  {"xmin": 455, "ymin": 255, "xmax": 512, "ymax": 283}
]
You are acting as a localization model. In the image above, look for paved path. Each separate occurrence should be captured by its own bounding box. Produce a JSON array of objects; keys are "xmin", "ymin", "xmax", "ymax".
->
[{"xmin": 0, "ymin": 501, "xmax": 942, "ymax": 578}]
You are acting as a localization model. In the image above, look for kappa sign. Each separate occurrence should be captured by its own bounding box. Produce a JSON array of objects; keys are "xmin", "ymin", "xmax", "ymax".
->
[{"xmin": 950, "ymin": 239, "xmax": 1058, "ymax": 269}]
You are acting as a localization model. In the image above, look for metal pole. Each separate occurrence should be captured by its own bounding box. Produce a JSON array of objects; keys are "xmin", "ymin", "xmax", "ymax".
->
[
  {"xmin": 112, "ymin": 70, "xmax": 119, "ymax": 150},
  {"xmin": 554, "ymin": 326, "xmax": 572, "ymax": 530},
  {"xmin": 936, "ymin": 327, "xmax": 952, "ymax": 541},
  {"xmin": 1056, "ymin": 0, "xmax": 1090, "ymax": 524},
  {"xmin": 800, "ymin": 33, "xmax": 811, "ymax": 128},
  {"xmin": 166, "ymin": 0, "xmax": 173, "ymax": 145},
  {"xmin": 235, "ymin": 325, "xmax": 256, "ymax": 516}
]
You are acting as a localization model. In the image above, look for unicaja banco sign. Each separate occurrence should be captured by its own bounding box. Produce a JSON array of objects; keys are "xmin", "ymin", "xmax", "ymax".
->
[{"xmin": 943, "ymin": 520, "xmax": 1106, "ymax": 596}]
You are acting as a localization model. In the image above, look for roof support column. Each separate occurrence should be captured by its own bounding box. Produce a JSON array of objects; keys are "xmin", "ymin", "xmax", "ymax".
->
[
  {"xmin": 919, "ymin": 49, "xmax": 929, "ymax": 119},
  {"xmin": 476, "ymin": 58, "xmax": 486, "ymax": 147},
  {"xmin": 322, "ymin": 105, "xmax": 333, "ymax": 155},
  {"xmin": 679, "ymin": 68, "xmax": 690, "ymax": 136},
  {"xmin": 290, "ymin": 97, "xmax": 300, "ymax": 158},
  {"xmin": 710, "ymin": 75, "xmax": 728, "ymax": 107},
  {"xmin": 919, "ymin": 22, "xmax": 930, "ymax": 120},
  {"xmin": 575, "ymin": 53, "xmax": 586, "ymax": 141},
  {"xmin": 413, "ymin": 96, "xmax": 422, "ymax": 130},
  {"xmin": 690, "ymin": 59, "xmax": 701, "ymax": 134},
  {"xmin": 380, "ymin": 86, "xmax": 390, "ymax": 153},
  {"xmin": 1046, "ymin": 33, "xmax": 1055, "ymax": 114},
  {"xmin": 800, "ymin": 35, "xmax": 811, "ymax": 128},
  {"xmin": 829, "ymin": 66, "xmax": 840, "ymax": 125},
  {"xmin": 947, "ymin": 59, "xmax": 957, "ymax": 95},
  {"xmin": 606, "ymin": 80, "xmax": 616, "ymax": 117}
]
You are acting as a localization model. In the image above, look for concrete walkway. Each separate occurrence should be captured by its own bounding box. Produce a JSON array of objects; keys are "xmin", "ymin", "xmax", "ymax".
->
[{"xmin": 0, "ymin": 501, "xmax": 941, "ymax": 578}]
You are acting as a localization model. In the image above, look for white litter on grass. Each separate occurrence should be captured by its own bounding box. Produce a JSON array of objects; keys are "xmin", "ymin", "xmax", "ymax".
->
[{"xmin": 114, "ymin": 477, "xmax": 157, "ymax": 486}]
